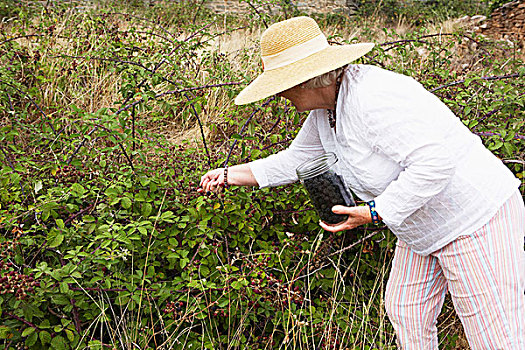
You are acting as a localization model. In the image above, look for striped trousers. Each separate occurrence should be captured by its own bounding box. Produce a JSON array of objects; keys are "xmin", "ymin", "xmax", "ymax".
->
[{"xmin": 385, "ymin": 191, "xmax": 525, "ymax": 349}]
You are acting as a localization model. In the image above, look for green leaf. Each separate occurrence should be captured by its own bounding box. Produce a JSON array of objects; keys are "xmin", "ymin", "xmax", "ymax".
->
[
  {"xmin": 200, "ymin": 265, "xmax": 210, "ymax": 277},
  {"xmin": 105, "ymin": 186, "xmax": 120, "ymax": 197},
  {"xmin": 168, "ymin": 238, "xmax": 178, "ymax": 247},
  {"xmin": 51, "ymin": 294, "xmax": 70, "ymax": 305},
  {"xmin": 109, "ymin": 197, "xmax": 120, "ymax": 206},
  {"xmin": 65, "ymin": 329, "xmax": 75, "ymax": 342},
  {"xmin": 231, "ymin": 280, "xmax": 242, "ymax": 290},
  {"xmin": 199, "ymin": 247, "xmax": 210, "ymax": 258},
  {"xmin": 70, "ymin": 183, "xmax": 86, "ymax": 197},
  {"xmin": 56, "ymin": 218, "xmax": 65, "ymax": 229},
  {"xmin": 26, "ymin": 332, "xmax": 38, "ymax": 346},
  {"xmin": 22, "ymin": 303, "xmax": 43, "ymax": 321},
  {"xmin": 49, "ymin": 233, "xmax": 64, "ymax": 248},
  {"xmin": 180, "ymin": 257, "xmax": 189, "ymax": 269},
  {"xmin": 503, "ymin": 142, "xmax": 516, "ymax": 155},
  {"xmin": 161, "ymin": 211, "xmax": 174, "ymax": 220},
  {"xmin": 489, "ymin": 139, "xmax": 503, "ymax": 150},
  {"xmin": 140, "ymin": 176, "xmax": 150, "ymax": 186},
  {"xmin": 59, "ymin": 281, "xmax": 69, "ymax": 294},
  {"xmin": 71, "ymin": 271, "xmax": 82, "ymax": 279},
  {"xmin": 22, "ymin": 327, "xmax": 36, "ymax": 337},
  {"xmin": 51, "ymin": 335, "xmax": 67, "ymax": 350},
  {"xmin": 121, "ymin": 197, "xmax": 132, "ymax": 209},
  {"xmin": 0, "ymin": 326, "xmax": 11, "ymax": 339},
  {"xmin": 142, "ymin": 203, "xmax": 152, "ymax": 217},
  {"xmin": 39, "ymin": 330, "xmax": 52, "ymax": 345}
]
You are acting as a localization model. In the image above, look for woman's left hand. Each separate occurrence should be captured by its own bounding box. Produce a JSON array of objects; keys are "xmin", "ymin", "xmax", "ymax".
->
[{"xmin": 319, "ymin": 205, "xmax": 372, "ymax": 232}]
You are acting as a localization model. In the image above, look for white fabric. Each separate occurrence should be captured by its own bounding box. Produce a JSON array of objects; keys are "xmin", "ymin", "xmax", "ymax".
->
[
  {"xmin": 262, "ymin": 34, "xmax": 329, "ymax": 71},
  {"xmin": 249, "ymin": 65, "xmax": 520, "ymax": 255}
]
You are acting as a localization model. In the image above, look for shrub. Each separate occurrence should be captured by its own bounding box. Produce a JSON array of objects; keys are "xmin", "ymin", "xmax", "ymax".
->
[{"xmin": 0, "ymin": 1, "xmax": 522, "ymax": 349}]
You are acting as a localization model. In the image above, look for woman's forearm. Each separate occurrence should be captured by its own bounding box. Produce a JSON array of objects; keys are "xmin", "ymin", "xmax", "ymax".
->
[
  {"xmin": 199, "ymin": 163, "xmax": 259, "ymax": 192},
  {"xmin": 227, "ymin": 163, "xmax": 259, "ymax": 187}
]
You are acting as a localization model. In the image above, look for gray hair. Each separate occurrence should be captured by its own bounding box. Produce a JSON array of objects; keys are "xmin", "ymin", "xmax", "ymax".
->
[{"xmin": 301, "ymin": 66, "xmax": 346, "ymax": 89}]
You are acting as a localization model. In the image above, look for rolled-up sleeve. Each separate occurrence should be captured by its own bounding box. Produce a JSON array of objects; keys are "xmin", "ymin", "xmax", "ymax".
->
[
  {"xmin": 358, "ymin": 77, "xmax": 456, "ymax": 227},
  {"xmin": 249, "ymin": 111, "xmax": 326, "ymax": 188}
]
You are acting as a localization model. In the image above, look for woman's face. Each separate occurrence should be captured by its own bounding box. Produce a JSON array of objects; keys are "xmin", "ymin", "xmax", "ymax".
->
[
  {"xmin": 277, "ymin": 83, "xmax": 334, "ymax": 112},
  {"xmin": 277, "ymin": 85, "xmax": 312, "ymax": 113}
]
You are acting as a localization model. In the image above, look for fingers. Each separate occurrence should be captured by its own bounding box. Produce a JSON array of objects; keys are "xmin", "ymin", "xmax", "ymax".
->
[
  {"xmin": 319, "ymin": 205, "xmax": 374, "ymax": 232},
  {"xmin": 200, "ymin": 169, "xmax": 219, "ymax": 187},
  {"xmin": 319, "ymin": 220, "xmax": 348, "ymax": 233},
  {"xmin": 319, "ymin": 205, "xmax": 366, "ymax": 232},
  {"xmin": 331, "ymin": 205, "xmax": 350, "ymax": 214},
  {"xmin": 204, "ymin": 178, "xmax": 217, "ymax": 192},
  {"xmin": 207, "ymin": 179, "xmax": 221, "ymax": 191},
  {"xmin": 198, "ymin": 168, "xmax": 224, "ymax": 193}
]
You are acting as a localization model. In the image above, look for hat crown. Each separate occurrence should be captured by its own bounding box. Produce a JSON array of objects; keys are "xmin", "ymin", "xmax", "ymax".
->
[{"xmin": 260, "ymin": 16, "xmax": 324, "ymax": 57}]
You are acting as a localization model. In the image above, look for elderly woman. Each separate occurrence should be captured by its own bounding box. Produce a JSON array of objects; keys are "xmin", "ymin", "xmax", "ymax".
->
[{"xmin": 199, "ymin": 17, "xmax": 524, "ymax": 349}]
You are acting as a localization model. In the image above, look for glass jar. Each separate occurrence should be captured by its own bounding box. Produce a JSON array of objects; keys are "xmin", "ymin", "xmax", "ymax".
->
[{"xmin": 296, "ymin": 152, "xmax": 355, "ymax": 225}]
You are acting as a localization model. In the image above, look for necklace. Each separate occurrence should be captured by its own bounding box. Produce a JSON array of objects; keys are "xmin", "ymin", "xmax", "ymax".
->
[{"xmin": 327, "ymin": 71, "xmax": 344, "ymax": 129}]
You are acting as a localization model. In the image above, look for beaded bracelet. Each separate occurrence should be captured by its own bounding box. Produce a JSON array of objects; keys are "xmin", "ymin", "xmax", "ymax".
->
[
  {"xmin": 223, "ymin": 166, "xmax": 229, "ymax": 189},
  {"xmin": 367, "ymin": 200, "xmax": 381, "ymax": 225}
]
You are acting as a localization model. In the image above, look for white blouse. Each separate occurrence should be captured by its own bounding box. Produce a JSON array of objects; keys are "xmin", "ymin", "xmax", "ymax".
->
[{"xmin": 249, "ymin": 64, "xmax": 520, "ymax": 256}]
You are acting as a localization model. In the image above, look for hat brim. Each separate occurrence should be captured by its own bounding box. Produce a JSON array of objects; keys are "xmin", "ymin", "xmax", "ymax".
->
[{"xmin": 234, "ymin": 43, "xmax": 375, "ymax": 105}]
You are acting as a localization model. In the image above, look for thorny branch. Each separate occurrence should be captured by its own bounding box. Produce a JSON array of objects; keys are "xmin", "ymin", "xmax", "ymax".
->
[
  {"xmin": 116, "ymin": 81, "xmax": 243, "ymax": 114},
  {"xmin": 224, "ymin": 97, "xmax": 276, "ymax": 167},
  {"xmin": 0, "ymin": 79, "xmax": 57, "ymax": 136},
  {"xmin": 380, "ymin": 33, "xmax": 490, "ymax": 55},
  {"xmin": 116, "ymin": 22, "xmax": 214, "ymax": 115},
  {"xmin": 475, "ymin": 131, "xmax": 525, "ymax": 140},
  {"xmin": 185, "ymin": 94, "xmax": 212, "ymax": 167},
  {"xmin": 51, "ymin": 54, "xmax": 154, "ymax": 73},
  {"xmin": 51, "ymin": 54, "xmax": 183, "ymax": 87},
  {"xmin": 66, "ymin": 127, "xmax": 98, "ymax": 164},
  {"xmin": 244, "ymin": 1, "xmax": 269, "ymax": 28},
  {"xmin": 101, "ymin": 12, "xmax": 178, "ymax": 40},
  {"xmin": 50, "ymin": 23, "xmax": 215, "ymax": 166},
  {"xmin": 134, "ymin": 30, "xmax": 175, "ymax": 44},
  {"xmin": 430, "ymin": 73, "xmax": 522, "ymax": 92},
  {"xmin": 1, "ymin": 311, "xmax": 42, "ymax": 332},
  {"xmin": 472, "ymin": 91, "xmax": 525, "ymax": 131},
  {"xmin": 0, "ymin": 146, "xmax": 26, "ymax": 198},
  {"xmin": 0, "ymin": 34, "xmax": 44, "ymax": 46}
]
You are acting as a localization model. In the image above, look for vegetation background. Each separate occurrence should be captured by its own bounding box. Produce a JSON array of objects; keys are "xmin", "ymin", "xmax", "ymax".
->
[{"xmin": 0, "ymin": 0, "xmax": 523, "ymax": 349}]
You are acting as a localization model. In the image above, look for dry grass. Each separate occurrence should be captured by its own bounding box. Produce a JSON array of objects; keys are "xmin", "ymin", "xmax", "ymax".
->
[{"xmin": 2, "ymin": 6, "xmax": 502, "ymax": 145}]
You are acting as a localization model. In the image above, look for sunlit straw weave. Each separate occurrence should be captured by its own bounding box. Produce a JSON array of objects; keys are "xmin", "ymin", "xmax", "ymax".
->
[{"xmin": 235, "ymin": 16, "xmax": 375, "ymax": 105}]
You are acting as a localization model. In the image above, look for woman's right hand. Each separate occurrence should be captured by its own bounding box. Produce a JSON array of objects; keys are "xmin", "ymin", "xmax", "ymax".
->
[
  {"xmin": 198, "ymin": 168, "xmax": 225, "ymax": 193},
  {"xmin": 198, "ymin": 164, "xmax": 259, "ymax": 193}
]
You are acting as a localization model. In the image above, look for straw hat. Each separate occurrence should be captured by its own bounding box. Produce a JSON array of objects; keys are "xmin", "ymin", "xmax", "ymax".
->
[{"xmin": 234, "ymin": 16, "xmax": 375, "ymax": 105}]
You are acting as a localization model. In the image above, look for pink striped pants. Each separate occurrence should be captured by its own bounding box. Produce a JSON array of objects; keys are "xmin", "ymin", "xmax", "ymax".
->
[{"xmin": 385, "ymin": 191, "xmax": 525, "ymax": 349}]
